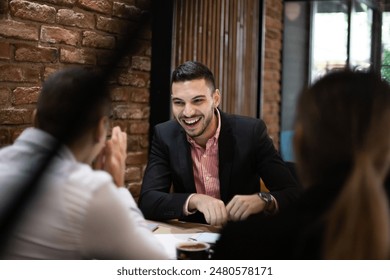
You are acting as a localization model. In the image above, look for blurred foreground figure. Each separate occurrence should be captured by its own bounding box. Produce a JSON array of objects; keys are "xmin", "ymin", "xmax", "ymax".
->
[
  {"xmin": 0, "ymin": 67, "xmax": 168, "ymax": 259},
  {"xmin": 214, "ymin": 70, "xmax": 390, "ymax": 259}
]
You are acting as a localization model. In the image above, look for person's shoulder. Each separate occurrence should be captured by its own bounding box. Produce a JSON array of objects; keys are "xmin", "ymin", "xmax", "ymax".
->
[
  {"xmin": 153, "ymin": 119, "xmax": 183, "ymax": 139},
  {"xmin": 222, "ymin": 111, "xmax": 264, "ymax": 126},
  {"xmin": 221, "ymin": 112, "xmax": 266, "ymax": 133},
  {"xmin": 66, "ymin": 162, "xmax": 114, "ymax": 193},
  {"xmin": 154, "ymin": 119, "xmax": 179, "ymax": 130}
]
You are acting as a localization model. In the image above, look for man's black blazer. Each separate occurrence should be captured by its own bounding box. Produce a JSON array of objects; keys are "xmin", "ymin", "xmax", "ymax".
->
[{"xmin": 139, "ymin": 110, "xmax": 300, "ymax": 223}]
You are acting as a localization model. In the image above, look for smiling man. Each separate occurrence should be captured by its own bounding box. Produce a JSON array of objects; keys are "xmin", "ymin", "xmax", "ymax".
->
[{"xmin": 139, "ymin": 61, "xmax": 300, "ymax": 226}]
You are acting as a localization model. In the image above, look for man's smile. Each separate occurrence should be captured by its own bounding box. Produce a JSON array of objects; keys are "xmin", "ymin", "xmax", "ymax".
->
[{"xmin": 182, "ymin": 117, "xmax": 201, "ymax": 127}]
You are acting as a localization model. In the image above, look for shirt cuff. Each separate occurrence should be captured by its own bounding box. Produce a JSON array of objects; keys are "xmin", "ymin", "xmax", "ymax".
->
[{"xmin": 183, "ymin": 193, "xmax": 197, "ymax": 216}]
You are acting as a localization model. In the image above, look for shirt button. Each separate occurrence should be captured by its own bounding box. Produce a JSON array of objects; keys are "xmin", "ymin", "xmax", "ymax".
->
[{"xmin": 203, "ymin": 154, "xmax": 207, "ymax": 158}]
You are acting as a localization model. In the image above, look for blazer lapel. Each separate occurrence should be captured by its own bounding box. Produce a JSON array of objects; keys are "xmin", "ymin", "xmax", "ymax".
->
[
  {"xmin": 218, "ymin": 111, "xmax": 235, "ymax": 203},
  {"xmin": 176, "ymin": 129, "xmax": 197, "ymax": 193}
]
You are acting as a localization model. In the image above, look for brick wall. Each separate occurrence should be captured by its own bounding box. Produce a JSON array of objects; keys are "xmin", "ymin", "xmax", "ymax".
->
[
  {"xmin": 263, "ymin": 0, "xmax": 283, "ymax": 148},
  {"xmin": 0, "ymin": 0, "xmax": 285, "ymax": 197},
  {"xmin": 0, "ymin": 0, "xmax": 152, "ymax": 198}
]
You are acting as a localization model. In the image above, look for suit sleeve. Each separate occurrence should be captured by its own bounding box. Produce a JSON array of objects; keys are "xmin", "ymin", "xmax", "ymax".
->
[
  {"xmin": 138, "ymin": 126, "xmax": 191, "ymax": 221},
  {"xmin": 254, "ymin": 120, "xmax": 301, "ymax": 210}
]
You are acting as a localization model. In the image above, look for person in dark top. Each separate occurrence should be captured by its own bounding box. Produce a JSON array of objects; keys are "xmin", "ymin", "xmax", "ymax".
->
[{"xmin": 213, "ymin": 70, "xmax": 390, "ymax": 259}]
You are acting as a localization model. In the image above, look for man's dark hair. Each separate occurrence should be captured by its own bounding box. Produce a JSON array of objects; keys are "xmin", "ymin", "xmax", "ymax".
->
[
  {"xmin": 36, "ymin": 67, "xmax": 111, "ymax": 145},
  {"xmin": 171, "ymin": 61, "xmax": 216, "ymax": 91}
]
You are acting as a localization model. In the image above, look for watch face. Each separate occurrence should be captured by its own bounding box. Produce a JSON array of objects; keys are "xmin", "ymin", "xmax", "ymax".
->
[{"xmin": 260, "ymin": 192, "xmax": 271, "ymax": 203}]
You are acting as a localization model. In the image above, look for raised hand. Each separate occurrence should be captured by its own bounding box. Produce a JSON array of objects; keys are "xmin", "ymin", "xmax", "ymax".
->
[{"xmin": 94, "ymin": 126, "xmax": 127, "ymax": 187}]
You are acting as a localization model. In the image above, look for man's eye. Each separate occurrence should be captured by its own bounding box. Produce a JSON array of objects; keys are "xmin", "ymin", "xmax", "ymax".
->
[
  {"xmin": 173, "ymin": 101, "xmax": 184, "ymax": 106},
  {"xmin": 193, "ymin": 99, "xmax": 203, "ymax": 104}
]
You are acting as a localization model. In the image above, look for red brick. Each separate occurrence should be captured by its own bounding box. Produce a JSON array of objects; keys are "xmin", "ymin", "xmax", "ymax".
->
[
  {"xmin": 12, "ymin": 87, "xmax": 40, "ymax": 105},
  {"xmin": 0, "ymin": 19, "xmax": 38, "ymax": 41},
  {"xmin": 126, "ymin": 135, "xmax": 140, "ymax": 151},
  {"xmin": 0, "ymin": 65, "xmax": 40, "ymax": 83},
  {"xmin": 131, "ymin": 56, "xmax": 150, "ymax": 71},
  {"xmin": 10, "ymin": 0, "xmax": 56, "ymax": 23},
  {"xmin": 130, "ymin": 88, "xmax": 149, "ymax": 103},
  {"xmin": 142, "ymin": 106, "xmax": 149, "ymax": 118},
  {"xmin": 110, "ymin": 86, "xmax": 132, "ymax": 102},
  {"xmin": 0, "ymin": 108, "xmax": 34, "ymax": 125},
  {"xmin": 266, "ymin": 5, "xmax": 282, "ymax": 19},
  {"xmin": 40, "ymin": 0, "xmax": 77, "ymax": 6},
  {"xmin": 125, "ymin": 166, "xmax": 141, "ymax": 181},
  {"xmin": 11, "ymin": 127, "xmax": 26, "ymax": 142},
  {"xmin": 111, "ymin": 86, "xmax": 149, "ymax": 103},
  {"xmin": 139, "ymin": 134, "xmax": 149, "ymax": 149},
  {"xmin": 110, "ymin": 120, "xmax": 128, "ymax": 132},
  {"xmin": 113, "ymin": 2, "xmax": 142, "ymax": 19},
  {"xmin": 129, "ymin": 121, "xmax": 149, "ymax": 134},
  {"xmin": 43, "ymin": 65, "xmax": 60, "ymax": 80},
  {"xmin": 264, "ymin": 70, "xmax": 280, "ymax": 82},
  {"xmin": 57, "ymin": 9, "xmax": 95, "ymax": 29},
  {"xmin": 266, "ymin": 29, "xmax": 281, "ymax": 41},
  {"xmin": 60, "ymin": 47, "xmax": 96, "ymax": 64},
  {"xmin": 125, "ymin": 151, "xmax": 147, "ymax": 165},
  {"xmin": 96, "ymin": 16, "xmax": 130, "ymax": 34},
  {"xmin": 262, "ymin": 102, "xmax": 280, "ymax": 115},
  {"xmin": 266, "ymin": 0, "xmax": 283, "ymax": 11},
  {"xmin": 264, "ymin": 49, "xmax": 280, "ymax": 60},
  {"xmin": 78, "ymin": 0, "xmax": 112, "ymax": 14},
  {"xmin": 118, "ymin": 70, "xmax": 149, "ymax": 87},
  {"xmin": 0, "ymin": 87, "xmax": 10, "ymax": 106},
  {"xmin": 41, "ymin": 26, "xmax": 80, "ymax": 46},
  {"xmin": 266, "ymin": 16, "xmax": 282, "ymax": 30},
  {"xmin": 0, "ymin": 42, "xmax": 11, "ymax": 60},
  {"xmin": 113, "ymin": 104, "xmax": 144, "ymax": 119},
  {"xmin": 82, "ymin": 31, "xmax": 115, "ymax": 49},
  {"xmin": 15, "ymin": 45, "xmax": 57, "ymax": 63},
  {"xmin": 129, "ymin": 182, "xmax": 141, "ymax": 198},
  {"xmin": 264, "ymin": 60, "xmax": 280, "ymax": 71}
]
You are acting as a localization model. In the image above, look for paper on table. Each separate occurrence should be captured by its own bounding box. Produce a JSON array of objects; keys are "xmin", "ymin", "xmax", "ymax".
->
[
  {"xmin": 154, "ymin": 233, "xmax": 194, "ymax": 259},
  {"xmin": 146, "ymin": 222, "xmax": 159, "ymax": 232},
  {"xmin": 189, "ymin": 232, "xmax": 220, "ymax": 244}
]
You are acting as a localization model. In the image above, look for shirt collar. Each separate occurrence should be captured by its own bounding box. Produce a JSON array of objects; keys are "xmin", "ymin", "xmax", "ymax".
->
[{"xmin": 16, "ymin": 127, "xmax": 76, "ymax": 162}]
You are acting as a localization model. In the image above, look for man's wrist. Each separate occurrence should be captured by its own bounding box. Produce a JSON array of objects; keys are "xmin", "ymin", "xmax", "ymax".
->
[
  {"xmin": 183, "ymin": 193, "xmax": 197, "ymax": 215},
  {"xmin": 258, "ymin": 192, "xmax": 277, "ymax": 215}
]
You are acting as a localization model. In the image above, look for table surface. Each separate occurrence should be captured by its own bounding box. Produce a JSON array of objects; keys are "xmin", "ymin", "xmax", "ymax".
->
[
  {"xmin": 147, "ymin": 220, "xmax": 221, "ymax": 259},
  {"xmin": 148, "ymin": 219, "xmax": 221, "ymax": 234}
]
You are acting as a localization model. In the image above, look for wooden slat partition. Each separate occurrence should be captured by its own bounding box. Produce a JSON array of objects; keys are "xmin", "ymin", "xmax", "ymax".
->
[{"xmin": 172, "ymin": 0, "xmax": 260, "ymax": 117}]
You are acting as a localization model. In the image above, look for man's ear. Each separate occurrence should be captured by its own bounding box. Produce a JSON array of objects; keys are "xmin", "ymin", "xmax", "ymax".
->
[
  {"xmin": 213, "ymin": 89, "xmax": 221, "ymax": 108},
  {"xmin": 32, "ymin": 109, "xmax": 39, "ymax": 128},
  {"xmin": 94, "ymin": 116, "xmax": 109, "ymax": 143}
]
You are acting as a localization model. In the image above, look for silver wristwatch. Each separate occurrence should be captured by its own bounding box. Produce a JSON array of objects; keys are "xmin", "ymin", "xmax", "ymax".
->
[{"xmin": 258, "ymin": 192, "xmax": 272, "ymax": 215}]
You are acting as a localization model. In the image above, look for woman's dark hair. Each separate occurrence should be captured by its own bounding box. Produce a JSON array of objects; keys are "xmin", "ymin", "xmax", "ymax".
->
[
  {"xmin": 36, "ymin": 67, "xmax": 111, "ymax": 145},
  {"xmin": 171, "ymin": 61, "xmax": 216, "ymax": 92},
  {"xmin": 294, "ymin": 70, "xmax": 390, "ymax": 259}
]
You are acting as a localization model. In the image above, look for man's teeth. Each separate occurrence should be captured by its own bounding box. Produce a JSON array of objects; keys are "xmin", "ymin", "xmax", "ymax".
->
[{"xmin": 183, "ymin": 117, "xmax": 200, "ymax": 125}]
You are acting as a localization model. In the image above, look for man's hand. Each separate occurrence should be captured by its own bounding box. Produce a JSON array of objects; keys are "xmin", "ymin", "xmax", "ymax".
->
[
  {"xmin": 226, "ymin": 194, "xmax": 265, "ymax": 221},
  {"xmin": 188, "ymin": 194, "xmax": 228, "ymax": 226},
  {"xmin": 94, "ymin": 126, "xmax": 127, "ymax": 187}
]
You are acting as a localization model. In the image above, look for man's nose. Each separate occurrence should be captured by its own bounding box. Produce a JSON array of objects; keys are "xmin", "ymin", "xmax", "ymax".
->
[{"xmin": 183, "ymin": 104, "xmax": 194, "ymax": 116}]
